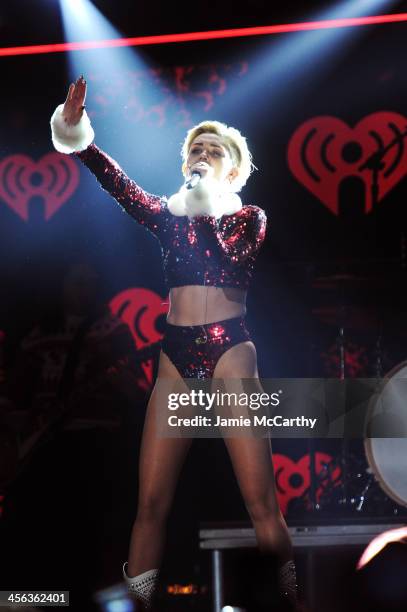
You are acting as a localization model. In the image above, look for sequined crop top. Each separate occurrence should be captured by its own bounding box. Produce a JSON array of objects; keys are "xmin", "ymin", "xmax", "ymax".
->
[{"xmin": 76, "ymin": 144, "xmax": 267, "ymax": 290}]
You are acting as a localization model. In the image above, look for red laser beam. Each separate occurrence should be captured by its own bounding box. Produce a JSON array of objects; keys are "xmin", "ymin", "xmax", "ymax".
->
[{"xmin": 1, "ymin": 13, "xmax": 407, "ymax": 57}]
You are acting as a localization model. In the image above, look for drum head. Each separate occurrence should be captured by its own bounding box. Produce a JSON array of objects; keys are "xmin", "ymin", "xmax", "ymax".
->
[{"xmin": 365, "ymin": 361, "xmax": 407, "ymax": 508}]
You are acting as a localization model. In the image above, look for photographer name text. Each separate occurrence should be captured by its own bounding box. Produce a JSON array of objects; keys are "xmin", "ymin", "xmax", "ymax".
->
[{"xmin": 167, "ymin": 415, "xmax": 317, "ymax": 429}]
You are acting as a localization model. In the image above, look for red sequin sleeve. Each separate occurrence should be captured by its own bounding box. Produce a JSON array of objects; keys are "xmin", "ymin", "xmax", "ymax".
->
[
  {"xmin": 76, "ymin": 144, "xmax": 166, "ymax": 235},
  {"xmin": 192, "ymin": 205, "xmax": 267, "ymax": 263}
]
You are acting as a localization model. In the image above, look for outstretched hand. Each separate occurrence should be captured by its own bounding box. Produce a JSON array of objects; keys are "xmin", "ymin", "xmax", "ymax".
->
[{"xmin": 62, "ymin": 76, "xmax": 87, "ymax": 126}]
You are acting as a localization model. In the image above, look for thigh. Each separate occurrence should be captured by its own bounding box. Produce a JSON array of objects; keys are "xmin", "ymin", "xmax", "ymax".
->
[
  {"xmin": 223, "ymin": 434, "xmax": 280, "ymax": 512},
  {"xmin": 137, "ymin": 351, "xmax": 193, "ymax": 509},
  {"xmin": 212, "ymin": 346, "xmax": 280, "ymax": 509},
  {"xmin": 213, "ymin": 340, "xmax": 259, "ymax": 379}
]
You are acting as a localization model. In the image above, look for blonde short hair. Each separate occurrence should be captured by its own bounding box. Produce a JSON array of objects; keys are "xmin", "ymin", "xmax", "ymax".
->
[{"xmin": 181, "ymin": 120, "xmax": 255, "ymax": 192}]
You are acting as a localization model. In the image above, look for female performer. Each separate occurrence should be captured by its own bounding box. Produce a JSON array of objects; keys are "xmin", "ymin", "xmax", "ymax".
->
[{"xmin": 51, "ymin": 76, "xmax": 297, "ymax": 611}]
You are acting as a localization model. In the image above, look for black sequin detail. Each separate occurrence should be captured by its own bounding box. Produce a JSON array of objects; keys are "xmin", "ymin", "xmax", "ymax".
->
[{"xmin": 161, "ymin": 317, "xmax": 250, "ymax": 379}]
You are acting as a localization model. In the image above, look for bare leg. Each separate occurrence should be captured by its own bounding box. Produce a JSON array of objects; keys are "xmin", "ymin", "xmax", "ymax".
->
[
  {"xmin": 212, "ymin": 341, "xmax": 292, "ymax": 560},
  {"xmin": 224, "ymin": 433, "xmax": 292, "ymax": 559},
  {"xmin": 127, "ymin": 351, "xmax": 193, "ymax": 576},
  {"xmin": 212, "ymin": 342, "xmax": 298, "ymax": 607}
]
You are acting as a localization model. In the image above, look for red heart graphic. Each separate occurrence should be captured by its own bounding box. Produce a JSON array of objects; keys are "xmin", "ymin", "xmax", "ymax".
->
[
  {"xmin": 287, "ymin": 112, "xmax": 407, "ymax": 215},
  {"xmin": 273, "ymin": 452, "xmax": 341, "ymax": 514},
  {"xmin": 110, "ymin": 288, "xmax": 169, "ymax": 386},
  {"xmin": 0, "ymin": 152, "xmax": 79, "ymax": 221}
]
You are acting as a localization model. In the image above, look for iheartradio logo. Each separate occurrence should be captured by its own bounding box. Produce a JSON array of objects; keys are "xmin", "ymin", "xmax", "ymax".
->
[
  {"xmin": 274, "ymin": 452, "xmax": 341, "ymax": 514},
  {"xmin": 0, "ymin": 153, "xmax": 79, "ymax": 221},
  {"xmin": 109, "ymin": 287, "xmax": 168, "ymax": 386},
  {"xmin": 288, "ymin": 112, "xmax": 407, "ymax": 215}
]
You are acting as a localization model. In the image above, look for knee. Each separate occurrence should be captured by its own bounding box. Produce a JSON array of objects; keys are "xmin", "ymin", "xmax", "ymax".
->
[
  {"xmin": 246, "ymin": 496, "xmax": 281, "ymax": 524},
  {"xmin": 136, "ymin": 495, "xmax": 171, "ymax": 525}
]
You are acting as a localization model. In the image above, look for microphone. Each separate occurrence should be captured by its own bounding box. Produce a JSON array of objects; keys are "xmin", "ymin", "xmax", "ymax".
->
[{"xmin": 185, "ymin": 171, "xmax": 201, "ymax": 190}]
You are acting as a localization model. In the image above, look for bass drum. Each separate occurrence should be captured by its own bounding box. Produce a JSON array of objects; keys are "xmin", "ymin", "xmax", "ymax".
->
[{"xmin": 365, "ymin": 361, "xmax": 407, "ymax": 508}]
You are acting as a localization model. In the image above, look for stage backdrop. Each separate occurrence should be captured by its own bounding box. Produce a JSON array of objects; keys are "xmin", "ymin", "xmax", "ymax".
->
[{"xmin": 0, "ymin": 21, "xmax": 406, "ymax": 520}]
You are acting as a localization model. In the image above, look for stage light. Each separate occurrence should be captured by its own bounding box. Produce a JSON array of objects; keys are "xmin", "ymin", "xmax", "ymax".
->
[
  {"xmin": 357, "ymin": 527, "xmax": 407, "ymax": 569},
  {"xmin": 93, "ymin": 583, "xmax": 135, "ymax": 612},
  {"xmin": 167, "ymin": 583, "xmax": 198, "ymax": 594},
  {"xmin": 214, "ymin": 0, "xmax": 401, "ymax": 117},
  {"xmin": 56, "ymin": 0, "xmax": 188, "ymax": 291},
  {"xmin": 57, "ymin": 0, "xmax": 177, "ymax": 186},
  {"xmin": 58, "ymin": 0, "xmax": 148, "ymax": 79},
  {"xmin": 1, "ymin": 12, "xmax": 406, "ymax": 57}
]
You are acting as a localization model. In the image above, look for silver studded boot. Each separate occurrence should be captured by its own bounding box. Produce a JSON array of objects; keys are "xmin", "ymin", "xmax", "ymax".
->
[{"xmin": 122, "ymin": 562, "xmax": 159, "ymax": 610}]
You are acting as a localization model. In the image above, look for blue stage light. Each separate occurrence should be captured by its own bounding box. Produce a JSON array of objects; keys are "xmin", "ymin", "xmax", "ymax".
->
[{"xmin": 215, "ymin": 0, "xmax": 400, "ymax": 118}]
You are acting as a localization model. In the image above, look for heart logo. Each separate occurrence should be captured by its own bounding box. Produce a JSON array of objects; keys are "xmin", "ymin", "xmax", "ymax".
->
[
  {"xmin": 109, "ymin": 288, "xmax": 169, "ymax": 386},
  {"xmin": 287, "ymin": 112, "xmax": 407, "ymax": 215},
  {"xmin": 273, "ymin": 452, "xmax": 341, "ymax": 514},
  {"xmin": 0, "ymin": 152, "xmax": 79, "ymax": 221}
]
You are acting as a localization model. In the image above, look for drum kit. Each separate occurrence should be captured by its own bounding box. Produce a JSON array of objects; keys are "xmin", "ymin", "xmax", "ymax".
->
[{"xmin": 305, "ymin": 266, "xmax": 407, "ymax": 517}]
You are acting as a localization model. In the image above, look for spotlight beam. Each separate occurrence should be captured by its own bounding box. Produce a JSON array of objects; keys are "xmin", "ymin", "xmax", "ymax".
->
[{"xmin": 1, "ymin": 12, "xmax": 406, "ymax": 57}]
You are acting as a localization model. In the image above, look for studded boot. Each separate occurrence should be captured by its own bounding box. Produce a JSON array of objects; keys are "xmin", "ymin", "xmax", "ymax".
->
[{"xmin": 122, "ymin": 562, "xmax": 159, "ymax": 610}]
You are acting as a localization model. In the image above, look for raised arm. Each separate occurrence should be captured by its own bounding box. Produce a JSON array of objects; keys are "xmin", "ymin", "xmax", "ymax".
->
[
  {"xmin": 50, "ymin": 77, "xmax": 167, "ymax": 235},
  {"xmin": 75, "ymin": 145, "xmax": 166, "ymax": 234},
  {"xmin": 192, "ymin": 205, "xmax": 267, "ymax": 263}
]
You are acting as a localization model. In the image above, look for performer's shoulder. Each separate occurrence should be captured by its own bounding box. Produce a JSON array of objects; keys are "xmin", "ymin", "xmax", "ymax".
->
[{"xmin": 241, "ymin": 204, "xmax": 267, "ymax": 221}]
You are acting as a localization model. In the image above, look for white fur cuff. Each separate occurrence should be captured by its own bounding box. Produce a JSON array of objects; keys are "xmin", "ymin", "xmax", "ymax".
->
[{"xmin": 50, "ymin": 104, "xmax": 95, "ymax": 154}]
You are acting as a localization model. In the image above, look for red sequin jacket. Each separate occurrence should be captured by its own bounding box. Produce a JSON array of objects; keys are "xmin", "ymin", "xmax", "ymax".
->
[{"xmin": 76, "ymin": 144, "xmax": 267, "ymax": 290}]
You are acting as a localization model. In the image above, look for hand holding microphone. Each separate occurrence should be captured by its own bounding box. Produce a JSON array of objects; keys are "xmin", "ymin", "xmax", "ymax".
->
[
  {"xmin": 185, "ymin": 160, "xmax": 212, "ymax": 190},
  {"xmin": 185, "ymin": 171, "xmax": 202, "ymax": 190},
  {"xmin": 184, "ymin": 171, "xmax": 223, "ymax": 218},
  {"xmin": 168, "ymin": 157, "xmax": 239, "ymax": 219}
]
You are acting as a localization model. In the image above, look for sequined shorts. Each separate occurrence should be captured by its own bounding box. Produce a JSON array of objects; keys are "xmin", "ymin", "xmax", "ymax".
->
[{"xmin": 161, "ymin": 316, "xmax": 251, "ymax": 379}]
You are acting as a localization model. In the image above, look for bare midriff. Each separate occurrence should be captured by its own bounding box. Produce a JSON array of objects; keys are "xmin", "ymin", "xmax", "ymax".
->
[{"xmin": 167, "ymin": 285, "xmax": 247, "ymax": 326}]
